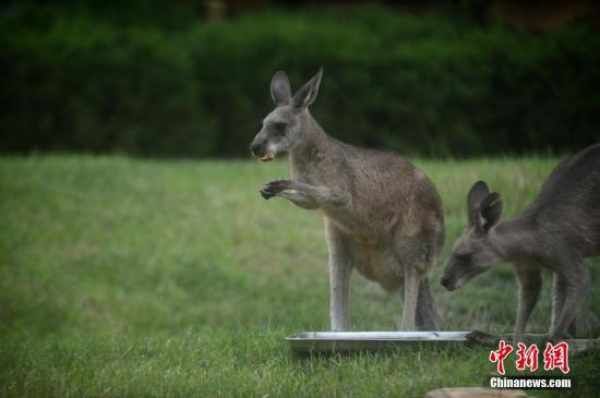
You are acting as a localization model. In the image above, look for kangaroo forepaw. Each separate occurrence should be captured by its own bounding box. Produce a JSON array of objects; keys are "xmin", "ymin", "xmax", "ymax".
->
[
  {"xmin": 260, "ymin": 188, "xmax": 275, "ymax": 200},
  {"xmin": 260, "ymin": 180, "xmax": 292, "ymax": 200}
]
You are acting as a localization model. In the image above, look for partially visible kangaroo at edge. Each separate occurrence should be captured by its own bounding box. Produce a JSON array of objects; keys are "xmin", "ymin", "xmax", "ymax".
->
[
  {"xmin": 441, "ymin": 143, "xmax": 600, "ymax": 341},
  {"xmin": 249, "ymin": 68, "xmax": 445, "ymax": 331}
]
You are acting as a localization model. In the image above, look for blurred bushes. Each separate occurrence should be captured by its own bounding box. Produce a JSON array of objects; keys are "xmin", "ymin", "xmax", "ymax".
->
[
  {"xmin": 2, "ymin": 5, "xmax": 599, "ymax": 157},
  {"xmin": 1, "ymin": 9, "xmax": 216, "ymax": 157}
]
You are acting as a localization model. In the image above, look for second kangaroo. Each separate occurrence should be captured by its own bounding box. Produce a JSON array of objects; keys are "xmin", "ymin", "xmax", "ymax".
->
[
  {"xmin": 250, "ymin": 69, "xmax": 444, "ymax": 331},
  {"xmin": 441, "ymin": 143, "xmax": 600, "ymax": 340}
]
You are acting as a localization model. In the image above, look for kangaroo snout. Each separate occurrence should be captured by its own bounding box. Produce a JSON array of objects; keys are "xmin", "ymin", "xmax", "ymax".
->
[
  {"xmin": 250, "ymin": 139, "xmax": 274, "ymax": 162},
  {"xmin": 250, "ymin": 141, "xmax": 264, "ymax": 157}
]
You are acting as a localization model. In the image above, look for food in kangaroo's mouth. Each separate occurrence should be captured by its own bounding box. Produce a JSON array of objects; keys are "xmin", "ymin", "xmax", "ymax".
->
[{"xmin": 259, "ymin": 154, "xmax": 274, "ymax": 161}]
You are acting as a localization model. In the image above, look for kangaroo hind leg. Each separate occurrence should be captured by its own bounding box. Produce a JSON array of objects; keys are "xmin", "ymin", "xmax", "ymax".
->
[{"xmin": 416, "ymin": 276, "xmax": 440, "ymax": 330}]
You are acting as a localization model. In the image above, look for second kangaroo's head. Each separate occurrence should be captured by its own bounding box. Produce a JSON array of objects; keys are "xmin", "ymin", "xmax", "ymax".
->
[
  {"xmin": 250, "ymin": 68, "xmax": 323, "ymax": 161},
  {"xmin": 441, "ymin": 181, "xmax": 504, "ymax": 291}
]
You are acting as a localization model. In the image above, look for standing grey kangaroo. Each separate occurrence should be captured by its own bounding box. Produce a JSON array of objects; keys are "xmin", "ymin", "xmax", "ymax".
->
[
  {"xmin": 249, "ymin": 68, "xmax": 445, "ymax": 331},
  {"xmin": 441, "ymin": 143, "xmax": 600, "ymax": 341}
]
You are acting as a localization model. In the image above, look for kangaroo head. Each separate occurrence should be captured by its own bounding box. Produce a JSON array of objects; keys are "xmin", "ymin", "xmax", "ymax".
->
[
  {"xmin": 250, "ymin": 68, "xmax": 323, "ymax": 161},
  {"xmin": 441, "ymin": 180, "xmax": 504, "ymax": 291}
]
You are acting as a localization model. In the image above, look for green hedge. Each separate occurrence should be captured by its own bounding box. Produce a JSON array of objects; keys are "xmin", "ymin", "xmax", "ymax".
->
[
  {"xmin": 2, "ymin": 6, "xmax": 599, "ymax": 157},
  {"xmin": 1, "ymin": 13, "xmax": 216, "ymax": 157}
]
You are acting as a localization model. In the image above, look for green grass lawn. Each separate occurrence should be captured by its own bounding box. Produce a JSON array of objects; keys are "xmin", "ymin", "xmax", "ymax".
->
[{"xmin": 1, "ymin": 155, "xmax": 598, "ymax": 397}]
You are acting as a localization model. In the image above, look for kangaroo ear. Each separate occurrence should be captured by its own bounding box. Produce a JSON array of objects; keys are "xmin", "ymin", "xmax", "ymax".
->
[
  {"xmin": 292, "ymin": 67, "xmax": 323, "ymax": 110},
  {"xmin": 467, "ymin": 180, "xmax": 490, "ymax": 227},
  {"xmin": 270, "ymin": 71, "xmax": 291, "ymax": 106},
  {"xmin": 480, "ymin": 192, "xmax": 503, "ymax": 232}
]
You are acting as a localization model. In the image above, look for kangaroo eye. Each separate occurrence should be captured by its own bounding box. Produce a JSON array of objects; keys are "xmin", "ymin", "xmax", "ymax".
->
[{"xmin": 272, "ymin": 122, "xmax": 287, "ymax": 135}]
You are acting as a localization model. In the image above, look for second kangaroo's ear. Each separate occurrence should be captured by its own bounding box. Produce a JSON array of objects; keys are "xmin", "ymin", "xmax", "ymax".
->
[
  {"xmin": 480, "ymin": 192, "xmax": 503, "ymax": 232},
  {"xmin": 467, "ymin": 180, "xmax": 490, "ymax": 227},
  {"xmin": 292, "ymin": 67, "xmax": 323, "ymax": 110},
  {"xmin": 271, "ymin": 71, "xmax": 292, "ymax": 106}
]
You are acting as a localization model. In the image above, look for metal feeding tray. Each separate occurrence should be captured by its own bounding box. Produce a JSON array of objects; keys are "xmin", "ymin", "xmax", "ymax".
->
[{"xmin": 286, "ymin": 331, "xmax": 473, "ymax": 354}]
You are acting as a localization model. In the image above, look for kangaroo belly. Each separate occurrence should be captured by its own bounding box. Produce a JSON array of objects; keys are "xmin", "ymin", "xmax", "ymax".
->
[{"xmin": 351, "ymin": 242, "xmax": 404, "ymax": 291}]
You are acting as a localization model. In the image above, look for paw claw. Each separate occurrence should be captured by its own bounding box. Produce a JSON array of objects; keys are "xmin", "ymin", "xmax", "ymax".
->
[{"xmin": 260, "ymin": 188, "xmax": 275, "ymax": 200}]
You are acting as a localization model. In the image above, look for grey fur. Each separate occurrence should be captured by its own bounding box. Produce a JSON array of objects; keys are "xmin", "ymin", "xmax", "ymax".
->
[
  {"xmin": 250, "ymin": 69, "xmax": 445, "ymax": 331},
  {"xmin": 441, "ymin": 143, "xmax": 600, "ymax": 341}
]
